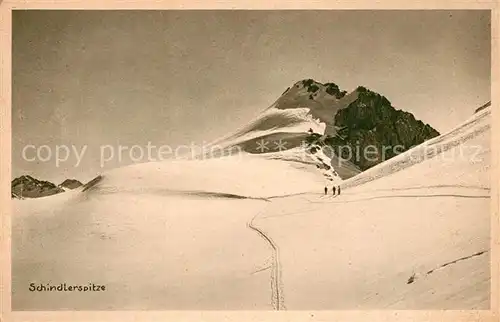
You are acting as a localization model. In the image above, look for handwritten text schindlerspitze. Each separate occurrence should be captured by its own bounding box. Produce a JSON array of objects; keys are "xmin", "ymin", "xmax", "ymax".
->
[{"xmin": 29, "ymin": 282, "xmax": 106, "ymax": 292}]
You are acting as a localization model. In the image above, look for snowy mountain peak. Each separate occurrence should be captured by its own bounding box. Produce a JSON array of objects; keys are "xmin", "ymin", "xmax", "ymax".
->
[
  {"xmin": 287, "ymin": 79, "xmax": 348, "ymax": 100},
  {"xmin": 272, "ymin": 79, "xmax": 358, "ymax": 130},
  {"xmin": 206, "ymin": 79, "xmax": 440, "ymax": 182},
  {"xmin": 78, "ymin": 78, "xmax": 442, "ymax": 199}
]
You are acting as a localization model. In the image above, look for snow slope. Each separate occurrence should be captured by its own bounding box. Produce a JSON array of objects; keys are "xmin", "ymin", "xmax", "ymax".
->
[
  {"xmin": 202, "ymin": 80, "xmax": 362, "ymax": 181},
  {"xmin": 11, "ymin": 105, "xmax": 491, "ymax": 310},
  {"xmin": 12, "ymin": 156, "xmax": 326, "ymax": 310},
  {"xmin": 253, "ymin": 106, "xmax": 491, "ymax": 309}
]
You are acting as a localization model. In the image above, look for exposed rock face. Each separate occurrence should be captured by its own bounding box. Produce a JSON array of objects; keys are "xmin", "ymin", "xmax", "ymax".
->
[
  {"xmin": 59, "ymin": 179, "xmax": 83, "ymax": 190},
  {"xmin": 250, "ymin": 78, "xmax": 442, "ymax": 174},
  {"xmin": 11, "ymin": 192, "xmax": 24, "ymax": 199},
  {"xmin": 324, "ymin": 82, "xmax": 348, "ymax": 99},
  {"xmin": 304, "ymin": 85, "xmax": 440, "ymax": 171},
  {"xmin": 475, "ymin": 101, "xmax": 491, "ymax": 114},
  {"xmin": 11, "ymin": 175, "xmax": 64, "ymax": 198}
]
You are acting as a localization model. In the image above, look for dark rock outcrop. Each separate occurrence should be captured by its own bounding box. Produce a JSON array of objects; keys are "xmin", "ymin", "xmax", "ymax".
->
[
  {"xmin": 324, "ymin": 82, "xmax": 347, "ymax": 99},
  {"xmin": 475, "ymin": 101, "xmax": 491, "ymax": 114},
  {"xmin": 305, "ymin": 85, "xmax": 440, "ymax": 171},
  {"xmin": 59, "ymin": 179, "xmax": 83, "ymax": 190}
]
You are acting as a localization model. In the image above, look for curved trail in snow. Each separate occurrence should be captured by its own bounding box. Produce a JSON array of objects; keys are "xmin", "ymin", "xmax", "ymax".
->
[{"xmin": 247, "ymin": 213, "xmax": 285, "ymax": 310}]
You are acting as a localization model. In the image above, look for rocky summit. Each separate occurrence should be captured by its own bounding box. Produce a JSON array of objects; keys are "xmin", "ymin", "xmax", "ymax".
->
[
  {"xmin": 294, "ymin": 81, "xmax": 440, "ymax": 171},
  {"xmin": 326, "ymin": 86, "xmax": 440, "ymax": 170}
]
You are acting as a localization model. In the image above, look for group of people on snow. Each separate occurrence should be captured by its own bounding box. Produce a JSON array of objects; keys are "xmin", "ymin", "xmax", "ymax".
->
[{"xmin": 324, "ymin": 185, "xmax": 341, "ymax": 196}]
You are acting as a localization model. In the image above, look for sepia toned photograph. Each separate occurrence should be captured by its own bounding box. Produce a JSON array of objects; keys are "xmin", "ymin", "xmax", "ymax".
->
[{"xmin": 8, "ymin": 8, "xmax": 493, "ymax": 312}]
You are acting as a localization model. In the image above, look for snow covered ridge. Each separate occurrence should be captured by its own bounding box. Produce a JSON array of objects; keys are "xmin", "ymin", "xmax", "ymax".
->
[
  {"xmin": 343, "ymin": 104, "xmax": 491, "ymax": 189},
  {"xmin": 193, "ymin": 79, "xmax": 364, "ymax": 182},
  {"xmin": 79, "ymin": 154, "xmax": 329, "ymax": 199},
  {"xmin": 200, "ymin": 106, "xmax": 345, "ymax": 183}
]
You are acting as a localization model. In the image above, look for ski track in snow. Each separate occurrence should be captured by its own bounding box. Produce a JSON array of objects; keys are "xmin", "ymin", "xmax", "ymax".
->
[{"xmin": 247, "ymin": 213, "xmax": 285, "ymax": 310}]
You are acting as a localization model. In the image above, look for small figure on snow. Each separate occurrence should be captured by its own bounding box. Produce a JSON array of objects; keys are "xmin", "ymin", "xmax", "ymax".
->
[
  {"xmin": 338, "ymin": 186, "xmax": 341, "ymax": 195},
  {"xmin": 332, "ymin": 186, "xmax": 336, "ymax": 196},
  {"xmin": 324, "ymin": 186, "xmax": 328, "ymax": 195}
]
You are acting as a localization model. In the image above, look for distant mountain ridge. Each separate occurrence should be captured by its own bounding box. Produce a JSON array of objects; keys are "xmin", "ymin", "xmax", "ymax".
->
[
  {"xmin": 11, "ymin": 175, "xmax": 82, "ymax": 199},
  {"xmin": 59, "ymin": 178, "xmax": 83, "ymax": 190}
]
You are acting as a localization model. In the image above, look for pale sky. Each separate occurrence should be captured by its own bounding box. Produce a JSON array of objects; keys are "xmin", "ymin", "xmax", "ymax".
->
[{"xmin": 12, "ymin": 10, "xmax": 491, "ymax": 183}]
